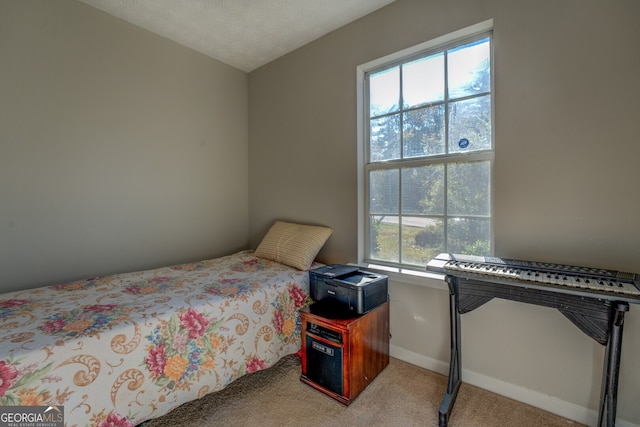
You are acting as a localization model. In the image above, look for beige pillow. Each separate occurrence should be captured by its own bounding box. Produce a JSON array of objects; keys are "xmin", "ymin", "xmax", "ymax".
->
[{"xmin": 254, "ymin": 221, "xmax": 333, "ymax": 270}]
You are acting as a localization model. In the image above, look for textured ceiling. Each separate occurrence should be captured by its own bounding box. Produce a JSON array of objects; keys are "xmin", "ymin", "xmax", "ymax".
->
[{"xmin": 78, "ymin": 0, "xmax": 396, "ymax": 72}]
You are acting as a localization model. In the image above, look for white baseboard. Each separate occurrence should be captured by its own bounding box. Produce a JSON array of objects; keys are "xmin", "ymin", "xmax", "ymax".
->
[{"xmin": 389, "ymin": 345, "xmax": 638, "ymax": 427}]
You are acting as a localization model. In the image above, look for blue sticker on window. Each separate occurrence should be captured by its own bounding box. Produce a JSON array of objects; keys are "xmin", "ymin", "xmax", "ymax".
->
[{"xmin": 458, "ymin": 138, "xmax": 469, "ymax": 149}]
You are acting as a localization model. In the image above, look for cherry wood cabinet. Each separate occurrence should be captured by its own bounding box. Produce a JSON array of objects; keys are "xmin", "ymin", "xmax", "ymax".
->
[{"xmin": 300, "ymin": 300, "xmax": 389, "ymax": 405}]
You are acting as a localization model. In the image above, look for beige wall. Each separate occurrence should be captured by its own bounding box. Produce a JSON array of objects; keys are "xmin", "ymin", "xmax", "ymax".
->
[
  {"xmin": 0, "ymin": 0, "xmax": 249, "ymax": 293},
  {"xmin": 249, "ymin": 0, "xmax": 640, "ymax": 424}
]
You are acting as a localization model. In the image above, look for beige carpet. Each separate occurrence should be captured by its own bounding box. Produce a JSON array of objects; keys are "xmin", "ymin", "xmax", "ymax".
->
[{"xmin": 142, "ymin": 355, "xmax": 583, "ymax": 427}]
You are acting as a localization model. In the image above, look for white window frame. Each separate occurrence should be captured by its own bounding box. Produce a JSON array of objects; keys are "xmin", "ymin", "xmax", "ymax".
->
[{"xmin": 356, "ymin": 20, "xmax": 495, "ymax": 271}]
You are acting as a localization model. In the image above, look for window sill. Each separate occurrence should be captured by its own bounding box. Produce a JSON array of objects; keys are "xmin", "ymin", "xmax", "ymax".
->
[{"xmin": 349, "ymin": 262, "xmax": 448, "ymax": 292}]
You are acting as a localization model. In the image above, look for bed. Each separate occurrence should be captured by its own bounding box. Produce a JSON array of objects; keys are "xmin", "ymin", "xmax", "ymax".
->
[{"xmin": 0, "ymin": 221, "xmax": 333, "ymax": 427}]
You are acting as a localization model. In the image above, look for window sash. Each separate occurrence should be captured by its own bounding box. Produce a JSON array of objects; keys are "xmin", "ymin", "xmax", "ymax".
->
[{"xmin": 364, "ymin": 153, "xmax": 493, "ymax": 267}]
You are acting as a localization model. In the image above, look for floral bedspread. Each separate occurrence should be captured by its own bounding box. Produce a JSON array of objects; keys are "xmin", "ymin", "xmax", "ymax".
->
[{"xmin": 0, "ymin": 250, "xmax": 313, "ymax": 426}]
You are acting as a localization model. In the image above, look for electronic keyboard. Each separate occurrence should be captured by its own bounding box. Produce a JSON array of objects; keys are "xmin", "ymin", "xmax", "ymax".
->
[{"xmin": 427, "ymin": 253, "xmax": 640, "ymax": 304}]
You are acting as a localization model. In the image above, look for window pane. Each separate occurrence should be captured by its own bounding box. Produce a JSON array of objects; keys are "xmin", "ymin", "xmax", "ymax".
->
[
  {"xmin": 403, "ymin": 105, "xmax": 445, "ymax": 158},
  {"xmin": 370, "ymin": 215, "xmax": 399, "ymax": 263},
  {"xmin": 370, "ymin": 114, "xmax": 401, "ymax": 161},
  {"xmin": 447, "ymin": 218, "xmax": 491, "ymax": 256},
  {"xmin": 369, "ymin": 169, "xmax": 399, "ymax": 214},
  {"xmin": 401, "ymin": 165, "xmax": 444, "ymax": 215},
  {"xmin": 447, "ymin": 161, "xmax": 491, "ymax": 216},
  {"xmin": 369, "ymin": 67, "xmax": 400, "ymax": 117},
  {"xmin": 364, "ymin": 31, "xmax": 492, "ymax": 265},
  {"xmin": 402, "ymin": 53, "xmax": 444, "ymax": 108},
  {"xmin": 401, "ymin": 217, "xmax": 444, "ymax": 266},
  {"xmin": 448, "ymin": 38, "xmax": 491, "ymax": 99},
  {"xmin": 448, "ymin": 95, "xmax": 491, "ymax": 153}
]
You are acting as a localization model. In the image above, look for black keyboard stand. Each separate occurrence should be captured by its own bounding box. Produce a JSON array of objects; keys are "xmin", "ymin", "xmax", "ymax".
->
[{"xmin": 439, "ymin": 275, "xmax": 629, "ymax": 427}]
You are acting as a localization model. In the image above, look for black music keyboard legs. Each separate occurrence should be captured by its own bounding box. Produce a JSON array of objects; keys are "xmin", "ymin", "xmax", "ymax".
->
[
  {"xmin": 439, "ymin": 277, "xmax": 462, "ymax": 427},
  {"xmin": 439, "ymin": 277, "xmax": 629, "ymax": 427},
  {"xmin": 597, "ymin": 302, "xmax": 628, "ymax": 427}
]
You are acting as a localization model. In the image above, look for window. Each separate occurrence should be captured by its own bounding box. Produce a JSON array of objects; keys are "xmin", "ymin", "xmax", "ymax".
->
[{"xmin": 358, "ymin": 23, "xmax": 493, "ymax": 270}]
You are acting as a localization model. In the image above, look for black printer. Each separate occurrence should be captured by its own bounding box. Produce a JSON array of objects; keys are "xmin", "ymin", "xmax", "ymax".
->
[{"xmin": 309, "ymin": 265, "xmax": 388, "ymax": 314}]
